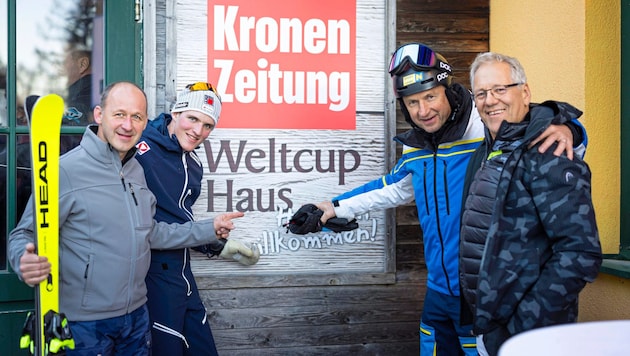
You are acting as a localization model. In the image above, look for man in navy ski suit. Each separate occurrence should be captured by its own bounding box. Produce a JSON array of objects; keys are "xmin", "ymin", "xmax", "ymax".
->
[{"xmin": 136, "ymin": 82, "xmax": 259, "ymax": 356}]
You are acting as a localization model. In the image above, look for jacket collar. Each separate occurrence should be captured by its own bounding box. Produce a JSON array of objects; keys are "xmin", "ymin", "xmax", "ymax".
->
[
  {"xmin": 81, "ymin": 124, "xmax": 137, "ymax": 166},
  {"xmin": 394, "ymin": 83, "xmax": 473, "ymax": 150}
]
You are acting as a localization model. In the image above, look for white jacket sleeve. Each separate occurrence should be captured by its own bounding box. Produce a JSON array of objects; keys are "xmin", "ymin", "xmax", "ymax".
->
[{"xmin": 333, "ymin": 174, "xmax": 415, "ymax": 220}]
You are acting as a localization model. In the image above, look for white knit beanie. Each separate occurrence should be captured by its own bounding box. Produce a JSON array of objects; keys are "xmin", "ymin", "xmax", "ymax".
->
[{"xmin": 172, "ymin": 82, "xmax": 222, "ymax": 124}]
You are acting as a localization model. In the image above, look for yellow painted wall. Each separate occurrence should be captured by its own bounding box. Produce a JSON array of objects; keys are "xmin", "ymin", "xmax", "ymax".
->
[{"xmin": 490, "ymin": 0, "xmax": 628, "ymax": 320}]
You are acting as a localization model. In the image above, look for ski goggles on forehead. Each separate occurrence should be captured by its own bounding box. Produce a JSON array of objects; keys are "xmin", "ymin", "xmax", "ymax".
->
[
  {"xmin": 388, "ymin": 43, "xmax": 451, "ymax": 75},
  {"xmin": 186, "ymin": 82, "xmax": 221, "ymax": 100}
]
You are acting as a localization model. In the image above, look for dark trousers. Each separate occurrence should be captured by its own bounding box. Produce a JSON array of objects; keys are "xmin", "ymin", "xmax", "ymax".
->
[
  {"xmin": 67, "ymin": 304, "xmax": 151, "ymax": 356},
  {"xmin": 146, "ymin": 249, "xmax": 218, "ymax": 356},
  {"xmin": 421, "ymin": 288, "xmax": 476, "ymax": 355}
]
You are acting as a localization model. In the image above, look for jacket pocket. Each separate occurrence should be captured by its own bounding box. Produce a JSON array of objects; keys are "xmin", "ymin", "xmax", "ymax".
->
[
  {"xmin": 131, "ymin": 184, "xmax": 155, "ymax": 228},
  {"xmin": 81, "ymin": 252, "xmax": 128, "ymax": 312}
]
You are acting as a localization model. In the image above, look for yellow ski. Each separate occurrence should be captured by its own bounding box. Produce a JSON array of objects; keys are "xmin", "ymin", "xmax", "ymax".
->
[{"xmin": 20, "ymin": 94, "xmax": 74, "ymax": 355}]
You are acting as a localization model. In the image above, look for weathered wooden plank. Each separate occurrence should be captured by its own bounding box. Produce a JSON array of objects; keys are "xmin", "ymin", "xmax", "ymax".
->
[
  {"xmin": 396, "ymin": 0, "xmax": 489, "ymax": 13},
  {"xmin": 395, "ymin": 263, "xmax": 428, "ymax": 285},
  {"xmin": 211, "ymin": 321, "xmax": 419, "ymax": 350},
  {"xmin": 206, "ymin": 302, "xmax": 422, "ymax": 330},
  {"xmin": 215, "ymin": 341, "xmax": 418, "ymax": 356},
  {"xmin": 191, "ymin": 269, "xmax": 396, "ymax": 289},
  {"xmin": 393, "ymin": 37, "xmax": 489, "ymax": 52},
  {"xmin": 396, "ymin": 205, "xmax": 420, "ymax": 225},
  {"xmin": 199, "ymin": 283, "xmax": 424, "ymax": 310},
  {"xmin": 396, "ymin": 224, "xmax": 424, "ymax": 244},
  {"xmin": 397, "ymin": 15, "xmax": 489, "ymax": 34},
  {"xmin": 396, "ymin": 241, "xmax": 423, "ymax": 263}
]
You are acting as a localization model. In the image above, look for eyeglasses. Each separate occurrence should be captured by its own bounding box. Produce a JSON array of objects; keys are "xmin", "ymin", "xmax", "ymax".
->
[
  {"xmin": 186, "ymin": 82, "xmax": 222, "ymax": 101},
  {"xmin": 472, "ymin": 83, "xmax": 523, "ymax": 102},
  {"xmin": 388, "ymin": 43, "xmax": 451, "ymax": 75}
]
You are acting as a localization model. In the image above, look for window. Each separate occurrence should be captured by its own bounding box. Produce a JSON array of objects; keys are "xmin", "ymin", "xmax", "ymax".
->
[
  {"xmin": 0, "ymin": 1, "xmax": 142, "ymax": 353},
  {"xmin": 1, "ymin": 0, "xmax": 102, "ymax": 275}
]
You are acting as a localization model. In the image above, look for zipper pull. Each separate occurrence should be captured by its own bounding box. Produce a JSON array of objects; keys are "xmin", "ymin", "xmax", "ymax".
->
[
  {"xmin": 128, "ymin": 183, "xmax": 138, "ymax": 206},
  {"xmin": 120, "ymin": 172, "xmax": 126, "ymax": 191}
]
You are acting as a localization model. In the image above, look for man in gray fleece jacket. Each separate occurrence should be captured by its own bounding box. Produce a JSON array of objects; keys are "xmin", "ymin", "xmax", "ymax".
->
[{"xmin": 9, "ymin": 81, "xmax": 243, "ymax": 355}]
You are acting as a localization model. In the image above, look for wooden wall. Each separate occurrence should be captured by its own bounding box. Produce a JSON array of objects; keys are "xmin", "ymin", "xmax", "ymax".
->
[
  {"xmin": 153, "ymin": 1, "xmax": 488, "ymax": 354},
  {"xmin": 393, "ymin": 0, "xmax": 489, "ymax": 234}
]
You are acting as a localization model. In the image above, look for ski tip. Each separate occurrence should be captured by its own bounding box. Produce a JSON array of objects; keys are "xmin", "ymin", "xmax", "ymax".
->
[
  {"xmin": 36, "ymin": 93, "xmax": 65, "ymax": 107},
  {"xmin": 29, "ymin": 94, "xmax": 65, "ymax": 127}
]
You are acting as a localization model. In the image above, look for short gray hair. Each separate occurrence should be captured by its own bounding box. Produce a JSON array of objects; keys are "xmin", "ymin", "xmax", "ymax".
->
[{"xmin": 469, "ymin": 52, "xmax": 527, "ymax": 89}]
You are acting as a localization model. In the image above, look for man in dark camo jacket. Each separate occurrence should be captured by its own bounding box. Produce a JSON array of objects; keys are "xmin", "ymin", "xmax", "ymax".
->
[{"xmin": 459, "ymin": 52, "xmax": 602, "ymax": 356}]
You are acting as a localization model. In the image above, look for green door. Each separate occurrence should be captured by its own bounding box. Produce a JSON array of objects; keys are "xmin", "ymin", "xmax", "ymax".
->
[{"xmin": 0, "ymin": 1, "xmax": 141, "ymax": 354}]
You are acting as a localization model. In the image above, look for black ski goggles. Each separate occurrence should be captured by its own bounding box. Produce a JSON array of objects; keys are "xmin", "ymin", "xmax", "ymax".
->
[{"xmin": 388, "ymin": 43, "xmax": 451, "ymax": 75}]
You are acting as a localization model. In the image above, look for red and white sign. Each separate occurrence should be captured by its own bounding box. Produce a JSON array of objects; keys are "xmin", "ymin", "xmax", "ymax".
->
[{"xmin": 208, "ymin": 0, "xmax": 356, "ymax": 129}]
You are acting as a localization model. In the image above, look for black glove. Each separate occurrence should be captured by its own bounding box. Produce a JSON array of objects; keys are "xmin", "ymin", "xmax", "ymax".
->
[
  {"xmin": 285, "ymin": 204, "xmax": 359, "ymax": 235},
  {"xmin": 192, "ymin": 238, "xmax": 226, "ymax": 258},
  {"xmin": 285, "ymin": 204, "xmax": 323, "ymax": 234},
  {"xmin": 324, "ymin": 216, "xmax": 359, "ymax": 232}
]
